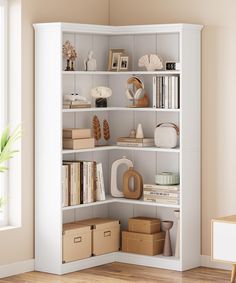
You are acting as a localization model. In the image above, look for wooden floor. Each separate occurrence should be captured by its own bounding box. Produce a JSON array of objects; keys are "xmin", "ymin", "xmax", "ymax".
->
[{"xmin": 0, "ymin": 263, "xmax": 231, "ymax": 283}]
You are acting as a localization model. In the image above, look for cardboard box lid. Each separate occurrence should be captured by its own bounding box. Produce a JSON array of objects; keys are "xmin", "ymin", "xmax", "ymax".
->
[
  {"xmin": 63, "ymin": 223, "xmax": 91, "ymax": 235},
  {"xmin": 76, "ymin": 218, "xmax": 120, "ymax": 230},
  {"xmin": 129, "ymin": 216, "xmax": 161, "ymax": 224},
  {"xmin": 122, "ymin": 230, "xmax": 165, "ymax": 240}
]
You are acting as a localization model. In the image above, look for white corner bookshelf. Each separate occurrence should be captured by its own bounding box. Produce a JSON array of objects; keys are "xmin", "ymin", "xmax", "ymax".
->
[{"xmin": 34, "ymin": 22, "xmax": 202, "ymax": 275}]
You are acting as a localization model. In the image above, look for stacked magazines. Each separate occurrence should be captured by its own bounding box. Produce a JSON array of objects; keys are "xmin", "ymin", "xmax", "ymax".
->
[{"xmin": 143, "ymin": 184, "xmax": 180, "ymax": 205}]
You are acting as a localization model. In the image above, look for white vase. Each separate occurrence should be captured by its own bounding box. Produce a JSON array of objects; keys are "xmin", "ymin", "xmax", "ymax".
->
[
  {"xmin": 174, "ymin": 209, "xmax": 180, "ymax": 258},
  {"xmin": 111, "ymin": 156, "xmax": 133, "ymax": 197},
  {"xmin": 136, "ymin": 123, "xmax": 144, "ymax": 138}
]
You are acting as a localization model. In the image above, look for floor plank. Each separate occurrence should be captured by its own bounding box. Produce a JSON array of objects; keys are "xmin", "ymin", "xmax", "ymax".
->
[{"xmin": 0, "ymin": 263, "xmax": 231, "ymax": 283}]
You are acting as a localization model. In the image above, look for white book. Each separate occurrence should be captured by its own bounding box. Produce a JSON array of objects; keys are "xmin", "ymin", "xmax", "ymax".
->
[
  {"xmin": 96, "ymin": 163, "xmax": 106, "ymax": 201},
  {"xmin": 144, "ymin": 184, "xmax": 180, "ymax": 191},
  {"xmin": 164, "ymin": 76, "xmax": 169, "ymax": 109},
  {"xmin": 87, "ymin": 162, "xmax": 92, "ymax": 203},
  {"xmin": 156, "ymin": 76, "xmax": 160, "ymax": 108},
  {"xmin": 62, "ymin": 165, "xmax": 69, "ymax": 207},
  {"xmin": 171, "ymin": 76, "xmax": 176, "ymax": 109},
  {"xmin": 168, "ymin": 76, "xmax": 172, "ymax": 108},
  {"xmin": 83, "ymin": 162, "xmax": 88, "ymax": 204},
  {"xmin": 152, "ymin": 76, "xmax": 157, "ymax": 108}
]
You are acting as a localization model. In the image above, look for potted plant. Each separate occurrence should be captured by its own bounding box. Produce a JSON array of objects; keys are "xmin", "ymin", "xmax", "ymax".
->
[{"xmin": 0, "ymin": 126, "xmax": 21, "ymax": 209}]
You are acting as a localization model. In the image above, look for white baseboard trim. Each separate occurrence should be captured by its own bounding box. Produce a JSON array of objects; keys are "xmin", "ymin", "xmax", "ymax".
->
[
  {"xmin": 201, "ymin": 255, "xmax": 231, "ymax": 270},
  {"xmin": 0, "ymin": 259, "xmax": 35, "ymax": 279}
]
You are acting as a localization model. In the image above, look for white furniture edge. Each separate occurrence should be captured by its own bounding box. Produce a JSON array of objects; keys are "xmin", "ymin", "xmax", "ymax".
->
[{"xmin": 33, "ymin": 22, "xmax": 203, "ymax": 34}]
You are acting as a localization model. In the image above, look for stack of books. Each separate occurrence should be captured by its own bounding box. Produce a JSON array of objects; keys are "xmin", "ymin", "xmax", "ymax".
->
[
  {"xmin": 62, "ymin": 161, "xmax": 106, "ymax": 207},
  {"xmin": 117, "ymin": 137, "xmax": 154, "ymax": 147},
  {"xmin": 153, "ymin": 75, "xmax": 179, "ymax": 109},
  {"xmin": 63, "ymin": 128, "xmax": 95, "ymax": 149},
  {"xmin": 63, "ymin": 100, "xmax": 91, "ymax": 109},
  {"xmin": 143, "ymin": 184, "xmax": 180, "ymax": 205}
]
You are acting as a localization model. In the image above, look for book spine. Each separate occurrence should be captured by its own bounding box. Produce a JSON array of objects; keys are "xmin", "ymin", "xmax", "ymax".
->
[
  {"xmin": 92, "ymin": 161, "xmax": 96, "ymax": 202},
  {"xmin": 62, "ymin": 165, "xmax": 69, "ymax": 207},
  {"xmin": 96, "ymin": 163, "xmax": 106, "ymax": 201},
  {"xmin": 156, "ymin": 76, "xmax": 160, "ymax": 108},
  {"xmin": 164, "ymin": 76, "xmax": 169, "ymax": 109},
  {"xmin": 160, "ymin": 77, "xmax": 164, "ymax": 108},
  {"xmin": 168, "ymin": 76, "xmax": 172, "ymax": 108},
  {"xmin": 83, "ymin": 162, "xmax": 88, "ymax": 204},
  {"xmin": 117, "ymin": 142, "xmax": 154, "ymax": 147},
  {"xmin": 77, "ymin": 162, "xmax": 81, "ymax": 205},
  {"xmin": 70, "ymin": 163, "xmax": 75, "ymax": 206},
  {"xmin": 144, "ymin": 184, "xmax": 180, "ymax": 190},
  {"xmin": 171, "ymin": 76, "xmax": 175, "ymax": 109},
  {"xmin": 80, "ymin": 162, "xmax": 83, "ymax": 204},
  {"xmin": 143, "ymin": 191, "xmax": 179, "ymax": 198},
  {"xmin": 152, "ymin": 76, "xmax": 156, "ymax": 108},
  {"xmin": 143, "ymin": 196, "xmax": 179, "ymax": 204},
  {"xmin": 87, "ymin": 162, "xmax": 92, "ymax": 203}
]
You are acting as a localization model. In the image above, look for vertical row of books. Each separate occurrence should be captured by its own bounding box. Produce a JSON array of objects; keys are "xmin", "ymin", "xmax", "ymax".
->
[
  {"xmin": 143, "ymin": 184, "xmax": 180, "ymax": 205},
  {"xmin": 153, "ymin": 75, "xmax": 180, "ymax": 109},
  {"xmin": 62, "ymin": 161, "xmax": 106, "ymax": 207}
]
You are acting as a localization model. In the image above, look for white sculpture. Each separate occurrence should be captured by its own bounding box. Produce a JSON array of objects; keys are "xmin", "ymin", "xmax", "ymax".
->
[
  {"xmin": 84, "ymin": 50, "xmax": 97, "ymax": 71},
  {"xmin": 138, "ymin": 54, "xmax": 163, "ymax": 71},
  {"xmin": 111, "ymin": 156, "xmax": 133, "ymax": 198},
  {"xmin": 136, "ymin": 124, "xmax": 144, "ymax": 139}
]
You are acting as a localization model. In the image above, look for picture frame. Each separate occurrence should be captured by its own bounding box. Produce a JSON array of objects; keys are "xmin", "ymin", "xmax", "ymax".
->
[
  {"xmin": 118, "ymin": 54, "xmax": 129, "ymax": 71},
  {"xmin": 108, "ymin": 49, "xmax": 125, "ymax": 71}
]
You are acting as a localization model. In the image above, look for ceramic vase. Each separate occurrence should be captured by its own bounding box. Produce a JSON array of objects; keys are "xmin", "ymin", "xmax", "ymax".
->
[
  {"xmin": 174, "ymin": 209, "xmax": 180, "ymax": 258},
  {"xmin": 110, "ymin": 156, "xmax": 133, "ymax": 198},
  {"xmin": 162, "ymin": 220, "xmax": 173, "ymax": 256},
  {"xmin": 136, "ymin": 124, "xmax": 144, "ymax": 138}
]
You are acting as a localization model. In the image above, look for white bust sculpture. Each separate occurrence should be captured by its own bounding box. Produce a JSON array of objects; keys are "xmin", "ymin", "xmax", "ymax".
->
[{"xmin": 84, "ymin": 50, "xmax": 97, "ymax": 71}]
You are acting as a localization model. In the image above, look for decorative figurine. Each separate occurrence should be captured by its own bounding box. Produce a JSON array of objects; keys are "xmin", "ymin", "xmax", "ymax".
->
[
  {"xmin": 123, "ymin": 167, "xmax": 143, "ymax": 199},
  {"xmin": 62, "ymin": 40, "xmax": 77, "ymax": 71},
  {"xmin": 111, "ymin": 156, "xmax": 133, "ymax": 198},
  {"xmin": 103, "ymin": 119, "xmax": 110, "ymax": 145},
  {"xmin": 129, "ymin": 129, "xmax": 136, "ymax": 138},
  {"xmin": 91, "ymin": 86, "xmax": 112, "ymax": 108},
  {"xmin": 92, "ymin": 115, "xmax": 101, "ymax": 146},
  {"xmin": 136, "ymin": 124, "xmax": 144, "ymax": 139},
  {"xmin": 138, "ymin": 54, "xmax": 163, "ymax": 71},
  {"xmin": 162, "ymin": 220, "xmax": 174, "ymax": 257},
  {"xmin": 84, "ymin": 50, "xmax": 97, "ymax": 71}
]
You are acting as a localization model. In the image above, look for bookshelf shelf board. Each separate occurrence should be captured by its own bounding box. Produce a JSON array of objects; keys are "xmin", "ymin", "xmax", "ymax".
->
[
  {"xmin": 62, "ymin": 70, "xmax": 181, "ymax": 76},
  {"xmin": 61, "ymin": 252, "xmax": 181, "ymax": 273},
  {"xmin": 62, "ymin": 195, "xmax": 180, "ymax": 210},
  {"xmin": 63, "ymin": 107, "xmax": 180, "ymax": 113},
  {"xmin": 62, "ymin": 146, "xmax": 180, "ymax": 154}
]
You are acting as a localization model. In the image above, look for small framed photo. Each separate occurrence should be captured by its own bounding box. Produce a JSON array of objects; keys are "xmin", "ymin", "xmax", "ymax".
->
[
  {"xmin": 108, "ymin": 49, "xmax": 124, "ymax": 71},
  {"xmin": 118, "ymin": 55, "xmax": 129, "ymax": 71}
]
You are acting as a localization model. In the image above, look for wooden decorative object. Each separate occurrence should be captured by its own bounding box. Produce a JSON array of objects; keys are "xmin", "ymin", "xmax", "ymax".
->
[
  {"xmin": 123, "ymin": 167, "xmax": 143, "ymax": 199},
  {"xmin": 103, "ymin": 119, "xmax": 110, "ymax": 145},
  {"xmin": 162, "ymin": 220, "xmax": 173, "ymax": 257},
  {"xmin": 92, "ymin": 115, "xmax": 101, "ymax": 145}
]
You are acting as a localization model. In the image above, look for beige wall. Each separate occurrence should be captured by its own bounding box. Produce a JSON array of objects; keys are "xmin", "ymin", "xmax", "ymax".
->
[
  {"xmin": 2, "ymin": 0, "xmax": 235, "ymax": 266},
  {"xmin": 110, "ymin": 0, "xmax": 236, "ymax": 256},
  {"xmin": 0, "ymin": 0, "xmax": 109, "ymax": 266}
]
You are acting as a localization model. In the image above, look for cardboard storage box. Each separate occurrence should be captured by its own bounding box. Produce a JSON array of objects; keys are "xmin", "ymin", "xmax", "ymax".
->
[
  {"xmin": 63, "ymin": 128, "xmax": 91, "ymax": 139},
  {"xmin": 122, "ymin": 230, "xmax": 165, "ymax": 256},
  {"xmin": 63, "ymin": 137, "xmax": 95, "ymax": 149},
  {"xmin": 62, "ymin": 223, "xmax": 92, "ymax": 263},
  {"xmin": 76, "ymin": 218, "xmax": 120, "ymax": 255},
  {"xmin": 128, "ymin": 216, "xmax": 161, "ymax": 234}
]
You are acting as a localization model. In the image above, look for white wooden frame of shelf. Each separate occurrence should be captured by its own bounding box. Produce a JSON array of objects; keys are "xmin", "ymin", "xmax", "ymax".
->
[
  {"xmin": 62, "ymin": 146, "xmax": 180, "ymax": 154},
  {"xmin": 62, "ymin": 70, "xmax": 181, "ymax": 75},
  {"xmin": 62, "ymin": 195, "xmax": 180, "ymax": 210},
  {"xmin": 63, "ymin": 107, "xmax": 180, "ymax": 113}
]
